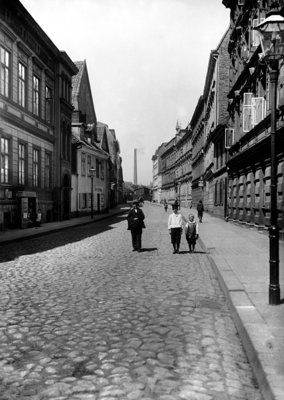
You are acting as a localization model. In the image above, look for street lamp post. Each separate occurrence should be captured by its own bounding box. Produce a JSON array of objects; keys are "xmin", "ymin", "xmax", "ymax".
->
[
  {"xmin": 255, "ymin": 7, "xmax": 284, "ymax": 305},
  {"xmin": 89, "ymin": 166, "xmax": 95, "ymax": 219}
]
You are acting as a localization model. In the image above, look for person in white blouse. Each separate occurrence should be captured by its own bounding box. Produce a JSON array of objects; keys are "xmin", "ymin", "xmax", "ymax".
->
[{"xmin": 168, "ymin": 204, "xmax": 183, "ymax": 254}]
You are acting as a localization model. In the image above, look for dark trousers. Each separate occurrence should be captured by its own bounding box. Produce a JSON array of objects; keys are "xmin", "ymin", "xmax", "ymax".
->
[
  {"xmin": 131, "ymin": 230, "xmax": 142, "ymax": 250},
  {"xmin": 170, "ymin": 228, "xmax": 182, "ymax": 250}
]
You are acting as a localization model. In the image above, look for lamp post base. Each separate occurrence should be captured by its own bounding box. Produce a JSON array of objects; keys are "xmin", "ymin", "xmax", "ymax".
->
[
  {"xmin": 269, "ymin": 285, "xmax": 280, "ymax": 305},
  {"xmin": 269, "ymin": 225, "xmax": 280, "ymax": 305}
]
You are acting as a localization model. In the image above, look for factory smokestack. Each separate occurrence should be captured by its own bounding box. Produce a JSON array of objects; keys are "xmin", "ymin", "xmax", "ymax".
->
[{"xmin": 134, "ymin": 148, "xmax": 137, "ymax": 185}]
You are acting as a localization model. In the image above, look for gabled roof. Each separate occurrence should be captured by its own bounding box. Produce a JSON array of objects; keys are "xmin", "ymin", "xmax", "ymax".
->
[
  {"xmin": 72, "ymin": 135, "xmax": 109, "ymax": 159},
  {"xmin": 96, "ymin": 122, "xmax": 110, "ymax": 154},
  {"xmin": 72, "ymin": 61, "xmax": 84, "ymax": 110},
  {"xmin": 72, "ymin": 60, "xmax": 96, "ymax": 123}
]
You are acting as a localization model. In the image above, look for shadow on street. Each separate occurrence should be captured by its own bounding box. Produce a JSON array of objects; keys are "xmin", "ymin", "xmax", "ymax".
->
[{"xmin": 0, "ymin": 214, "xmax": 127, "ymax": 263}]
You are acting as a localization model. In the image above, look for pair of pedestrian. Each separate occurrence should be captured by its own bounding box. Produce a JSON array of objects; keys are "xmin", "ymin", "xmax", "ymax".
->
[{"xmin": 168, "ymin": 205, "xmax": 199, "ymax": 254}]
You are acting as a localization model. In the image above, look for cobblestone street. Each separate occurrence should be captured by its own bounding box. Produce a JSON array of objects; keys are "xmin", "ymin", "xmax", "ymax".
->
[{"xmin": 0, "ymin": 204, "xmax": 262, "ymax": 400}]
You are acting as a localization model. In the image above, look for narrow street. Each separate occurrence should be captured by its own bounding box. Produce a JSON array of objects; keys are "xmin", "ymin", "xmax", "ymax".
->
[{"xmin": 0, "ymin": 203, "xmax": 262, "ymax": 400}]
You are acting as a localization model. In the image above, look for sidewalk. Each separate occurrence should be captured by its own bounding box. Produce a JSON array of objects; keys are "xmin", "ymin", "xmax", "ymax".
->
[
  {"xmin": 179, "ymin": 205, "xmax": 284, "ymax": 400},
  {"xmin": 0, "ymin": 202, "xmax": 283, "ymax": 400},
  {"xmin": 0, "ymin": 205, "xmax": 129, "ymax": 245}
]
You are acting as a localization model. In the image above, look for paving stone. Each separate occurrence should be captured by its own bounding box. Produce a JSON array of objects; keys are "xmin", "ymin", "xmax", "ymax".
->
[{"xmin": 0, "ymin": 204, "xmax": 263, "ymax": 400}]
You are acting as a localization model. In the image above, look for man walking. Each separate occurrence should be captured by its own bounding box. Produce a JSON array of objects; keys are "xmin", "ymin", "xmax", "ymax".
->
[
  {"xmin": 197, "ymin": 200, "xmax": 204, "ymax": 223},
  {"xmin": 127, "ymin": 200, "xmax": 145, "ymax": 252}
]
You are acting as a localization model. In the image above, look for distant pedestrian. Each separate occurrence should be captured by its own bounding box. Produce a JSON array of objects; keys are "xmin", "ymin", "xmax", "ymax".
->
[
  {"xmin": 27, "ymin": 208, "xmax": 36, "ymax": 228},
  {"xmin": 127, "ymin": 200, "xmax": 145, "ymax": 252},
  {"xmin": 164, "ymin": 200, "xmax": 168, "ymax": 212},
  {"xmin": 35, "ymin": 209, "xmax": 42, "ymax": 227},
  {"xmin": 173, "ymin": 199, "xmax": 179, "ymax": 210},
  {"xmin": 185, "ymin": 214, "xmax": 199, "ymax": 253},
  {"xmin": 168, "ymin": 204, "xmax": 183, "ymax": 254},
  {"xmin": 197, "ymin": 200, "xmax": 204, "ymax": 223}
]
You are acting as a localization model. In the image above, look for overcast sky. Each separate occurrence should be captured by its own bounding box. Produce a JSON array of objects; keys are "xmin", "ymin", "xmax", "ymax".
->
[{"xmin": 21, "ymin": 0, "xmax": 230, "ymax": 185}]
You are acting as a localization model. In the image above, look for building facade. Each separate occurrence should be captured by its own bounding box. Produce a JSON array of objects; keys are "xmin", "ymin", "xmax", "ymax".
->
[
  {"xmin": 190, "ymin": 97, "xmax": 206, "ymax": 208},
  {"xmin": 0, "ymin": 0, "xmax": 77, "ymax": 230},
  {"xmin": 223, "ymin": 0, "xmax": 284, "ymax": 231},
  {"xmin": 152, "ymin": 143, "xmax": 165, "ymax": 203},
  {"xmin": 96, "ymin": 122, "xmax": 123, "ymax": 208},
  {"xmin": 71, "ymin": 60, "xmax": 110, "ymax": 216},
  {"xmin": 203, "ymin": 29, "xmax": 230, "ymax": 218},
  {"xmin": 159, "ymin": 124, "xmax": 192, "ymax": 207},
  {"xmin": 174, "ymin": 126, "xmax": 192, "ymax": 208}
]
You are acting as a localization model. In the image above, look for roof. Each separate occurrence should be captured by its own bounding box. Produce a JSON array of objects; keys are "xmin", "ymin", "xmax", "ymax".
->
[
  {"xmin": 72, "ymin": 135, "xmax": 109, "ymax": 159},
  {"xmin": 72, "ymin": 61, "xmax": 84, "ymax": 110}
]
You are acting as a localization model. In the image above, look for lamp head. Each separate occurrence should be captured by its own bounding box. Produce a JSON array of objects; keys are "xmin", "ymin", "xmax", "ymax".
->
[
  {"xmin": 89, "ymin": 166, "xmax": 95, "ymax": 176},
  {"xmin": 254, "ymin": 10, "xmax": 284, "ymax": 61}
]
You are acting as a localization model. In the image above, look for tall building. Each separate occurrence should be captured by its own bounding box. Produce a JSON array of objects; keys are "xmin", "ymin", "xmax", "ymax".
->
[
  {"xmin": 223, "ymin": 0, "xmax": 284, "ymax": 231},
  {"xmin": 0, "ymin": 0, "xmax": 77, "ymax": 229}
]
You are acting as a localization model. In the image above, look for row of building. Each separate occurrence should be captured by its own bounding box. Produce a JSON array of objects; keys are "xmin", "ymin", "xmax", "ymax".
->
[
  {"xmin": 0, "ymin": 0, "xmax": 123, "ymax": 230},
  {"xmin": 152, "ymin": 0, "xmax": 284, "ymax": 233}
]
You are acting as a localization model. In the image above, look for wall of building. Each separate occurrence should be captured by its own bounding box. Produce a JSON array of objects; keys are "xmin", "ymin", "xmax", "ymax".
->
[{"xmin": 0, "ymin": 1, "xmax": 75, "ymax": 229}]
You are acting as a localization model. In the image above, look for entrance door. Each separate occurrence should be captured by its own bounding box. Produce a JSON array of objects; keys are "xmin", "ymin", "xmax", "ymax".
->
[{"xmin": 62, "ymin": 174, "xmax": 70, "ymax": 220}]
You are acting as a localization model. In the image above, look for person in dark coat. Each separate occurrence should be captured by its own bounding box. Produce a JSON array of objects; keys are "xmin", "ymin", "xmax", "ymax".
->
[
  {"xmin": 164, "ymin": 200, "xmax": 168, "ymax": 212},
  {"xmin": 197, "ymin": 200, "xmax": 204, "ymax": 223},
  {"xmin": 127, "ymin": 200, "xmax": 145, "ymax": 252}
]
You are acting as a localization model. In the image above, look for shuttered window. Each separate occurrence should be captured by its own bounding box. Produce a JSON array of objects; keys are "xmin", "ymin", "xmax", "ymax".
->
[{"xmin": 243, "ymin": 93, "xmax": 266, "ymax": 133}]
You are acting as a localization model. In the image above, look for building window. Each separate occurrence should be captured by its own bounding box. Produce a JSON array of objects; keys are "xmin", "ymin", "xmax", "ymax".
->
[
  {"xmin": 32, "ymin": 148, "xmax": 39, "ymax": 187},
  {"xmin": 33, "ymin": 75, "xmax": 40, "ymax": 116},
  {"xmin": 243, "ymin": 92, "xmax": 266, "ymax": 133},
  {"xmin": 18, "ymin": 62, "xmax": 26, "ymax": 107},
  {"xmin": 96, "ymin": 158, "xmax": 100, "ymax": 178},
  {"xmin": 81, "ymin": 153, "xmax": 86, "ymax": 176},
  {"xmin": 101, "ymin": 162, "xmax": 104, "ymax": 180},
  {"xmin": 87, "ymin": 155, "xmax": 91, "ymax": 175},
  {"xmin": 44, "ymin": 152, "xmax": 51, "ymax": 188},
  {"xmin": 1, "ymin": 137, "xmax": 10, "ymax": 183},
  {"xmin": 79, "ymin": 193, "xmax": 87, "ymax": 208},
  {"xmin": 0, "ymin": 46, "xmax": 10, "ymax": 97},
  {"xmin": 18, "ymin": 143, "xmax": 26, "ymax": 185},
  {"xmin": 45, "ymin": 85, "xmax": 52, "ymax": 123}
]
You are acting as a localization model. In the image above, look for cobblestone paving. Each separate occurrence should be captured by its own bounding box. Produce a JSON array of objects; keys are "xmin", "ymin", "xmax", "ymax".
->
[{"xmin": 0, "ymin": 204, "xmax": 263, "ymax": 400}]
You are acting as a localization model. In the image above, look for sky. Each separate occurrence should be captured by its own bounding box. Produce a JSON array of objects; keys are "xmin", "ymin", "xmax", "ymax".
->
[{"xmin": 21, "ymin": 0, "xmax": 230, "ymax": 186}]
